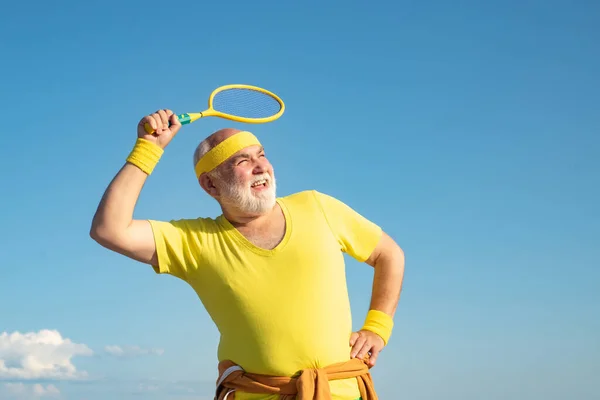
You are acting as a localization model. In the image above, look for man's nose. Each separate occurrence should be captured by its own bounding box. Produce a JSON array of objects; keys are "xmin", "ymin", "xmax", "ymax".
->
[
  {"xmin": 253, "ymin": 157, "xmax": 269, "ymax": 172},
  {"xmin": 253, "ymin": 163, "xmax": 266, "ymax": 173}
]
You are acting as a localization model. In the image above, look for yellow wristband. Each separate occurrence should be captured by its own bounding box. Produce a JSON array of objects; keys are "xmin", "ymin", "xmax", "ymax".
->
[
  {"xmin": 361, "ymin": 309, "xmax": 394, "ymax": 345},
  {"xmin": 126, "ymin": 138, "xmax": 164, "ymax": 175}
]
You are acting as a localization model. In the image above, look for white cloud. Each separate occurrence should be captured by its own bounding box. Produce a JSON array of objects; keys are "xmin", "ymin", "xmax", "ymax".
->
[
  {"xmin": 2, "ymin": 382, "xmax": 60, "ymax": 398},
  {"xmin": 0, "ymin": 328, "xmax": 165, "ymax": 390},
  {"xmin": 104, "ymin": 345, "xmax": 164, "ymax": 357},
  {"xmin": 0, "ymin": 330, "xmax": 93, "ymax": 380}
]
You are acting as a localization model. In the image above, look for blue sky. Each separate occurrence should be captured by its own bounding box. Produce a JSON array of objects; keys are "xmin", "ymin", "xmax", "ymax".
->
[{"xmin": 0, "ymin": 0, "xmax": 598, "ymax": 399}]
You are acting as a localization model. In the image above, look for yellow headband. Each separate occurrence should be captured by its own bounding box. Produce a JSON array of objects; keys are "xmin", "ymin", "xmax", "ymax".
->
[{"xmin": 194, "ymin": 131, "xmax": 261, "ymax": 178}]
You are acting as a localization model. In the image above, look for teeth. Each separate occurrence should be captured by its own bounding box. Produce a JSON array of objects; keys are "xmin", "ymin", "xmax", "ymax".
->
[{"xmin": 251, "ymin": 179, "xmax": 267, "ymax": 187}]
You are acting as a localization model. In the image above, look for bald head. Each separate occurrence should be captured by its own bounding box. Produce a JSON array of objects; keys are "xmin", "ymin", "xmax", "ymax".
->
[{"xmin": 193, "ymin": 128, "xmax": 244, "ymax": 170}]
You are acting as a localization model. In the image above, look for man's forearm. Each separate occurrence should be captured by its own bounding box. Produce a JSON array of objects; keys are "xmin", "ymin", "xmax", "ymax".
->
[
  {"xmin": 369, "ymin": 243, "xmax": 405, "ymax": 317},
  {"xmin": 90, "ymin": 162, "xmax": 148, "ymax": 239}
]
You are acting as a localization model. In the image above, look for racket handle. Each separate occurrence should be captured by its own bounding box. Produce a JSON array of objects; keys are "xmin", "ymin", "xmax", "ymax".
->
[
  {"xmin": 143, "ymin": 113, "xmax": 193, "ymax": 134},
  {"xmin": 177, "ymin": 113, "xmax": 192, "ymax": 125}
]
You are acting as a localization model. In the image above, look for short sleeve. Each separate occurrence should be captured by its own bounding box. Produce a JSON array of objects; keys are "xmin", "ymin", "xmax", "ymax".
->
[
  {"xmin": 147, "ymin": 218, "xmax": 206, "ymax": 281},
  {"xmin": 313, "ymin": 191, "xmax": 382, "ymax": 262}
]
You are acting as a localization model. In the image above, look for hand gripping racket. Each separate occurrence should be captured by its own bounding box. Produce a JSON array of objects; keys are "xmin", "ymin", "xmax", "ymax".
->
[{"xmin": 144, "ymin": 84, "xmax": 285, "ymax": 134}]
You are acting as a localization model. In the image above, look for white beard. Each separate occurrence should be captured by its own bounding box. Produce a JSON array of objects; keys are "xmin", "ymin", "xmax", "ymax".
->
[{"xmin": 218, "ymin": 172, "xmax": 277, "ymax": 215}]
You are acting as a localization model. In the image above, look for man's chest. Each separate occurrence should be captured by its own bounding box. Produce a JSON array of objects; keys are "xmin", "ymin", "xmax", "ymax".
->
[
  {"xmin": 238, "ymin": 229, "xmax": 285, "ymax": 250},
  {"xmin": 199, "ymin": 227, "xmax": 343, "ymax": 287},
  {"xmin": 235, "ymin": 219, "xmax": 286, "ymax": 251}
]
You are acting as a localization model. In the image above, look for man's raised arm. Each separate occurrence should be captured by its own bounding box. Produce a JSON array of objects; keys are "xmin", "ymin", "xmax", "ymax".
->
[{"xmin": 90, "ymin": 109, "xmax": 181, "ymax": 265}]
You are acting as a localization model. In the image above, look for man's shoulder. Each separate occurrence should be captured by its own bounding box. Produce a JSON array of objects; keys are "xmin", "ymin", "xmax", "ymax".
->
[
  {"xmin": 278, "ymin": 190, "xmax": 348, "ymax": 221},
  {"xmin": 278, "ymin": 189, "xmax": 344, "ymax": 210},
  {"xmin": 278, "ymin": 189, "xmax": 337, "ymax": 203},
  {"xmin": 278, "ymin": 190, "xmax": 325, "ymax": 208},
  {"xmin": 279, "ymin": 189, "xmax": 316, "ymax": 201}
]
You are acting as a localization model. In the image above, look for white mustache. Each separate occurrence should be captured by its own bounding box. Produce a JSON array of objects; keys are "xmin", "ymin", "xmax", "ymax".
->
[{"xmin": 249, "ymin": 173, "xmax": 271, "ymax": 185}]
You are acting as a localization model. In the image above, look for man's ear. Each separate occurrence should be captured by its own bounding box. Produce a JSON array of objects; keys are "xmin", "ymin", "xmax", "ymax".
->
[{"xmin": 199, "ymin": 174, "xmax": 219, "ymax": 197}]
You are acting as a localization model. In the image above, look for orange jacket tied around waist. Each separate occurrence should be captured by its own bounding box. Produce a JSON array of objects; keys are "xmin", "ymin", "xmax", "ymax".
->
[{"xmin": 215, "ymin": 357, "xmax": 378, "ymax": 400}]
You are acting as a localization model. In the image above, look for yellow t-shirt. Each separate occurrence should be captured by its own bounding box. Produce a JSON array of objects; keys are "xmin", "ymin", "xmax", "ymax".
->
[{"xmin": 148, "ymin": 190, "xmax": 382, "ymax": 400}]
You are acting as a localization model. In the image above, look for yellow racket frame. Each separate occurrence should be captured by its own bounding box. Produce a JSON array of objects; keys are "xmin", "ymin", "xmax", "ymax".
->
[{"xmin": 144, "ymin": 84, "xmax": 285, "ymax": 134}]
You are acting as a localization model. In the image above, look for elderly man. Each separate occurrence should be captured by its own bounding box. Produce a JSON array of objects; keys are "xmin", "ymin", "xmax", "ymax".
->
[{"xmin": 90, "ymin": 109, "xmax": 405, "ymax": 400}]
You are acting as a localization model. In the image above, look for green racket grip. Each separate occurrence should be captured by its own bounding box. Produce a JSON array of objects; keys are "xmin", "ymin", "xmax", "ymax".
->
[
  {"xmin": 144, "ymin": 113, "xmax": 195, "ymax": 134},
  {"xmin": 176, "ymin": 113, "xmax": 192, "ymax": 125}
]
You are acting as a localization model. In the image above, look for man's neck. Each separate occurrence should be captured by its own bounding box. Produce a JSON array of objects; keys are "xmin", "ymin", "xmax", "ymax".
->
[
  {"xmin": 222, "ymin": 203, "xmax": 279, "ymax": 229},
  {"xmin": 222, "ymin": 202, "xmax": 286, "ymax": 250}
]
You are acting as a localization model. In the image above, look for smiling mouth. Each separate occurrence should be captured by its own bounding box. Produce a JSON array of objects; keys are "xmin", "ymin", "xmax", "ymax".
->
[{"xmin": 251, "ymin": 179, "xmax": 268, "ymax": 188}]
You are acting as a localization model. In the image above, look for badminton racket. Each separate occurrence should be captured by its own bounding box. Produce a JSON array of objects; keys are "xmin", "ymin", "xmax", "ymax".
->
[{"xmin": 144, "ymin": 84, "xmax": 285, "ymax": 134}]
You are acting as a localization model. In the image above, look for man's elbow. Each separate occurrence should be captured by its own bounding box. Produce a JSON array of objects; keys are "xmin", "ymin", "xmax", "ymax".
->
[
  {"xmin": 392, "ymin": 243, "xmax": 405, "ymax": 265},
  {"xmin": 89, "ymin": 221, "xmax": 122, "ymax": 250},
  {"xmin": 384, "ymin": 244, "xmax": 405, "ymax": 274},
  {"xmin": 89, "ymin": 223, "xmax": 111, "ymax": 247},
  {"xmin": 378, "ymin": 243, "xmax": 404, "ymax": 287}
]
